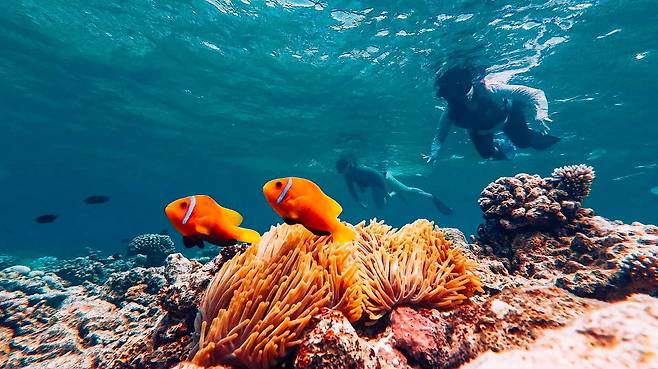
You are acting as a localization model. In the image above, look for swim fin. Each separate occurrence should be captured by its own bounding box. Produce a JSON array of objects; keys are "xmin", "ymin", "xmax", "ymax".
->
[
  {"xmin": 531, "ymin": 133, "xmax": 561, "ymax": 150},
  {"xmin": 432, "ymin": 196, "xmax": 454, "ymax": 215}
]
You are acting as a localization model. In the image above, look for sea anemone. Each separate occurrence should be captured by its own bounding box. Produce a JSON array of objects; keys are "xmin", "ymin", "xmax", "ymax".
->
[
  {"xmin": 192, "ymin": 220, "xmax": 482, "ymax": 368},
  {"xmin": 192, "ymin": 225, "xmax": 333, "ymax": 369},
  {"xmin": 550, "ymin": 164, "xmax": 595, "ymax": 202},
  {"xmin": 354, "ymin": 219, "xmax": 482, "ymax": 322}
]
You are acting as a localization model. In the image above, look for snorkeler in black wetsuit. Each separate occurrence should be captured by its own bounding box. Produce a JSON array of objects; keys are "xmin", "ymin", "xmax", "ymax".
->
[
  {"xmin": 336, "ymin": 158, "xmax": 453, "ymax": 214},
  {"xmin": 336, "ymin": 158, "xmax": 390, "ymax": 209},
  {"xmin": 424, "ymin": 65, "xmax": 561, "ymax": 162}
]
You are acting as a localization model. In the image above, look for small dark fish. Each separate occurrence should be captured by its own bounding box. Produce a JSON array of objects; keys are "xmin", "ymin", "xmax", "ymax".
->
[
  {"xmin": 84, "ymin": 195, "xmax": 110, "ymax": 204},
  {"xmin": 111, "ymin": 253, "xmax": 122, "ymax": 260},
  {"xmin": 35, "ymin": 214, "xmax": 58, "ymax": 223}
]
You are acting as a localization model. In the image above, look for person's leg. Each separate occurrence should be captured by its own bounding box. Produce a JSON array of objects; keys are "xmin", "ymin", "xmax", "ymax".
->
[
  {"xmin": 431, "ymin": 196, "xmax": 454, "ymax": 215},
  {"xmin": 407, "ymin": 187, "xmax": 433, "ymax": 198},
  {"xmin": 502, "ymin": 106, "xmax": 533, "ymax": 148},
  {"xmin": 469, "ymin": 131, "xmax": 506, "ymax": 159},
  {"xmin": 371, "ymin": 185, "xmax": 388, "ymax": 209},
  {"xmin": 504, "ymin": 104, "xmax": 560, "ymax": 150}
]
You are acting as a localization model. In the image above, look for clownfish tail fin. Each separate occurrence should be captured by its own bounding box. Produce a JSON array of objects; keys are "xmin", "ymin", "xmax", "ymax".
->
[
  {"xmin": 331, "ymin": 222, "xmax": 356, "ymax": 243},
  {"xmin": 235, "ymin": 227, "xmax": 261, "ymax": 245}
]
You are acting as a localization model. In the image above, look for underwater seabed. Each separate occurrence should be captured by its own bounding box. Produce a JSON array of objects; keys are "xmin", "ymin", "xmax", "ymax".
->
[{"xmin": 1, "ymin": 165, "xmax": 657, "ymax": 369}]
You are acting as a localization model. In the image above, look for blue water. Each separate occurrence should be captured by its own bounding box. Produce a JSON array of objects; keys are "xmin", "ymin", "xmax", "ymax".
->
[{"xmin": 1, "ymin": 0, "xmax": 656, "ymax": 258}]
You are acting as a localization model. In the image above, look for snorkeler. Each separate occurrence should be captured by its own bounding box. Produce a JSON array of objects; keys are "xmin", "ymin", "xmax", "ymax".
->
[
  {"xmin": 336, "ymin": 157, "xmax": 390, "ymax": 210},
  {"xmin": 423, "ymin": 65, "xmax": 560, "ymax": 162},
  {"xmin": 336, "ymin": 157, "xmax": 453, "ymax": 214}
]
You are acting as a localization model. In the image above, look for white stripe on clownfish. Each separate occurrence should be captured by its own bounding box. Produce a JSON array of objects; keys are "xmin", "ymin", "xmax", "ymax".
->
[
  {"xmin": 182, "ymin": 195, "xmax": 196, "ymax": 225},
  {"xmin": 276, "ymin": 177, "xmax": 293, "ymax": 204}
]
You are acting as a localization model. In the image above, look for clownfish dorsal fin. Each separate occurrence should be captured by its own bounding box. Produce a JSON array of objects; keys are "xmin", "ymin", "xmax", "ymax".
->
[{"xmin": 222, "ymin": 207, "xmax": 243, "ymax": 226}]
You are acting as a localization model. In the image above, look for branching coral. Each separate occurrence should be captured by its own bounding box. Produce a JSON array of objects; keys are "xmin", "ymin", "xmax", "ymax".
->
[
  {"xmin": 192, "ymin": 220, "xmax": 482, "ymax": 368},
  {"xmin": 354, "ymin": 219, "xmax": 482, "ymax": 322},
  {"xmin": 550, "ymin": 164, "xmax": 595, "ymax": 202}
]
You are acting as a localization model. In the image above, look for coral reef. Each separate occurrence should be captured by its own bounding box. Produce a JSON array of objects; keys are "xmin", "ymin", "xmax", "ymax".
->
[
  {"xmin": 476, "ymin": 165, "xmax": 658, "ymax": 299},
  {"xmin": 127, "ymin": 234, "xmax": 176, "ymax": 267},
  {"xmin": 45, "ymin": 256, "xmax": 124, "ymax": 285},
  {"xmin": 2, "ymin": 165, "xmax": 657, "ymax": 369},
  {"xmin": 0, "ymin": 252, "xmax": 221, "ymax": 369}
]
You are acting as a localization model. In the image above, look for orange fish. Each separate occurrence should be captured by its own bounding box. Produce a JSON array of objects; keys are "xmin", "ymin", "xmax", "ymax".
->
[
  {"xmin": 263, "ymin": 177, "xmax": 355, "ymax": 242},
  {"xmin": 165, "ymin": 195, "xmax": 260, "ymax": 248}
]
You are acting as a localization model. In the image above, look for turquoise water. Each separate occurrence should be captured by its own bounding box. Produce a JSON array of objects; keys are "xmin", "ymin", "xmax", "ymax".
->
[{"xmin": 1, "ymin": 0, "xmax": 656, "ymax": 258}]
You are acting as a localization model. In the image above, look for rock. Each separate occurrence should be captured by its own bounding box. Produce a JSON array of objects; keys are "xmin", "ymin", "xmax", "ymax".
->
[
  {"xmin": 387, "ymin": 287, "xmax": 602, "ymax": 369},
  {"xmin": 127, "ymin": 234, "xmax": 176, "ymax": 267},
  {"xmin": 172, "ymin": 363, "xmax": 234, "ymax": 369},
  {"xmin": 2, "ymin": 265, "xmax": 30, "ymax": 275},
  {"xmin": 295, "ymin": 308, "xmax": 409, "ymax": 369},
  {"xmin": 461, "ymin": 294, "xmax": 658, "ymax": 369},
  {"xmin": 160, "ymin": 253, "xmax": 224, "ymax": 319},
  {"xmin": 295, "ymin": 308, "xmax": 367, "ymax": 369},
  {"xmin": 103, "ymin": 266, "xmax": 166, "ymax": 306},
  {"xmin": 28, "ymin": 270, "xmax": 44, "ymax": 278}
]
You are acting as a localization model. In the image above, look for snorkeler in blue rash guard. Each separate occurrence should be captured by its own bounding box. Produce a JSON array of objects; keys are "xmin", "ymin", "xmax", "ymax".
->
[
  {"xmin": 423, "ymin": 66, "xmax": 560, "ymax": 163},
  {"xmin": 336, "ymin": 158, "xmax": 453, "ymax": 215}
]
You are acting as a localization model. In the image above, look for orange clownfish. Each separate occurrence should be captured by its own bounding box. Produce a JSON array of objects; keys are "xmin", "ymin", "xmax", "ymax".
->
[
  {"xmin": 165, "ymin": 195, "xmax": 261, "ymax": 248},
  {"xmin": 263, "ymin": 177, "xmax": 355, "ymax": 243}
]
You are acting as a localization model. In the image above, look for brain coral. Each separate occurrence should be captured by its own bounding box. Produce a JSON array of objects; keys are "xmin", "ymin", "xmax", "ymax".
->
[
  {"xmin": 478, "ymin": 165, "xmax": 596, "ymax": 232},
  {"xmin": 127, "ymin": 234, "xmax": 176, "ymax": 266},
  {"xmin": 192, "ymin": 220, "xmax": 482, "ymax": 368}
]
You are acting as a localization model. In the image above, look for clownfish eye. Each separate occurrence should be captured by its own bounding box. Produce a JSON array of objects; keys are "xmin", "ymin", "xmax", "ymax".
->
[
  {"xmin": 275, "ymin": 181, "xmax": 283, "ymax": 189},
  {"xmin": 180, "ymin": 201, "xmax": 188, "ymax": 209}
]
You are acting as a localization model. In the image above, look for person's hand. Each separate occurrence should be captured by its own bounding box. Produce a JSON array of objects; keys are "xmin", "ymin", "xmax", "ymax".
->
[
  {"xmin": 421, "ymin": 153, "xmax": 438, "ymax": 165},
  {"xmin": 535, "ymin": 111, "xmax": 553, "ymax": 133},
  {"xmin": 423, "ymin": 141, "xmax": 442, "ymax": 165}
]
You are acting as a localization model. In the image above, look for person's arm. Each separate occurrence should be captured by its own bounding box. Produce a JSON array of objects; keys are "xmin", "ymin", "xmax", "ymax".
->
[
  {"xmin": 423, "ymin": 111, "xmax": 453, "ymax": 164},
  {"xmin": 488, "ymin": 83, "xmax": 551, "ymax": 129}
]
